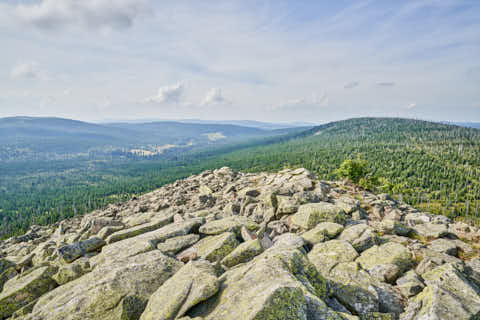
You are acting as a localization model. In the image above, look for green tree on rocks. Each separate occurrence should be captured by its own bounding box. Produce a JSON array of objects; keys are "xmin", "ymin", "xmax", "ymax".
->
[{"xmin": 335, "ymin": 157, "xmax": 370, "ymax": 185}]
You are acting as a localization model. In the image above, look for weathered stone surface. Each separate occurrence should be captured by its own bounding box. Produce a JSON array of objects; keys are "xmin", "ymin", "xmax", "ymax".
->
[
  {"xmin": 301, "ymin": 228, "xmax": 327, "ymax": 246},
  {"xmin": 189, "ymin": 232, "xmax": 239, "ymax": 262},
  {"xmin": 356, "ymin": 242, "xmax": 413, "ymax": 277},
  {"xmin": 57, "ymin": 237, "xmax": 105, "ymax": 263},
  {"xmin": 401, "ymin": 263, "xmax": 480, "ymax": 320},
  {"xmin": 92, "ymin": 220, "xmax": 202, "ymax": 266},
  {"xmin": 52, "ymin": 257, "xmax": 91, "ymax": 285},
  {"xmin": 106, "ymin": 213, "xmax": 174, "ymax": 244},
  {"xmin": 395, "ymin": 270, "xmax": 424, "ymax": 298},
  {"xmin": 339, "ymin": 224, "xmax": 378, "ymax": 252},
  {"xmin": 413, "ymin": 248, "xmax": 462, "ymax": 275},
  {"xmin": 25, "ymin": 251, "xmax": 183, "ymax": 320},
  {"xmin": 98, "ymin": 225, "xmax": 124, "ymax": 240},
  {"xmin": 428, "ymin": 238, "xmax": 458, "ymax": 256},
  {"xmin": 199, "ymin": 216, "xmax": 259, "ymax": 236},
  {"xmin": 0, "ymin": 267, "xmax": 18, "ymax": 292},
  {"xmin": 368, "ymin": 263, "xmax": 401, "ymax": 283},
  {"xmin": 140, "ymin": 260, "xmax": 219, "ymax": 320},
  {"xmin": 327, "ymin": 262, "xmax": 379, "ymax": 315},
  {"xmin": 222, "ymin": 239, "xmax": 264, "ymax": 268},
  {"xmin": 404, "ymin": 213, "xmax": 431, "ymax": 226},
  {"xmin": 157, "ymin": 234, "xmax": 200, "ymax": 254},
  {"xmin": 276, "ymin": 195, "xmax": 299, "ymax": 216},
  {"xmin": 375, "ymin": 219, "xmax": 411, "ymax": 236},
  {"xmin": 413, "ymin": 223, "xmax": 449, "ymax": 239},
  {"xmin": 2, "ymin": 167, "xmax": 480, "ymax": 320},
  {"xmin": 272, "ymin": 233, "xmax": 306, "ymax": 250},
  {"xmin": 189, "ymin": 246, "xmax": 339, "ymax": 320},
  {"xmin": 0, "ymin": 266, "xmax": 58, "ymax": 319},
  {"xmin": 335, "ymin": 196, "xmax": 360, "ymax": 214},
  {"xmin": 302, "ymin": 222, "xmax": 344, "ymax": 245},
  {"xmin": 291, "ymin": 202, "xmax": 346, "ymax": 229},
  {"xmin": 308, "ymin": 240, "xmax": 359, "ymax": 273}
]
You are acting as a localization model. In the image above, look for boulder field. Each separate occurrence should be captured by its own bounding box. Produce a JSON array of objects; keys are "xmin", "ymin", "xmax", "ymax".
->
[{"xmin": 1, "ymin": 167, "xmax": 480, "ymax": 319}]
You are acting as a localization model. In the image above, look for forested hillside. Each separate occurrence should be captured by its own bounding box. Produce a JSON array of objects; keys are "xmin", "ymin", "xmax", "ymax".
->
[
  {"xmin": 0, "ymin": 116, "xmax": 302, "ymax": 161},
  {"xmin": 1, "ymin": 117, "xmax": 479, "ymax": 239}
]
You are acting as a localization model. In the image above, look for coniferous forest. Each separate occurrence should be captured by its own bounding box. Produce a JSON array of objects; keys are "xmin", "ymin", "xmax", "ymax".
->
[{"xmin": 1, "ymin": 117, "xmax": 479, "ymax": 238}]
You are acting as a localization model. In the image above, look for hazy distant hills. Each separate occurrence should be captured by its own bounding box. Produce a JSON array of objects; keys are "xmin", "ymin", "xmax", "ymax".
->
[
  {"xmin": 99, "ymin": 118, "xmax": 316, "ymax": 130},
  {"xmin": 451, "ymin": 122, "xmax": 480, "ymax": 129},
  {"xmin": 0, "ymin": 116, "xmax": 310, "ymax": 160},
  {"xmin": 439, "ymin": 121, "xmax": 480, "ymax": 129}
]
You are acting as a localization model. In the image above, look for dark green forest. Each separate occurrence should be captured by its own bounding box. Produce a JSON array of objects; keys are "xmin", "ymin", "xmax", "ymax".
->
[{"xmin": 1, "ymin": 117, "xmax": 479, "ymax": 239}]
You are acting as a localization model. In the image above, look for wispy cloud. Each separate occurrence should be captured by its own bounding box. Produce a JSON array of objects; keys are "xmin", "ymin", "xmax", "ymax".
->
[
  {"xmin": 344, "ymin": 81, "xmax": 360, "ymax": 89},
  {"xmin": 10, "ymin": 61, "xmax": 44, "ymax": 80},
  {"xmin": 15, "ymin": 0, "xmax": 149, "ymax": 32},
  {"xmin": 272, "ymin": 93, "xmax": 328, "ymax": 111},
  {"xmin": 405, "ymin": 102, "xmax": 417, "ymax": 109},
  {"xmin": 377, "ymin": 82, "xmax": 396, "ymax": 87},
  {"xmin": 200, "ymin": 88, "xmax": 229, "ymax": 106}
]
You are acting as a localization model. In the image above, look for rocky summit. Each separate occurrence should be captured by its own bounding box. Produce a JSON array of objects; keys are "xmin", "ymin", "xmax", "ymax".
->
[{"xmin": 1, "ymin": 167, "xmax": 480, "ymax": 320}]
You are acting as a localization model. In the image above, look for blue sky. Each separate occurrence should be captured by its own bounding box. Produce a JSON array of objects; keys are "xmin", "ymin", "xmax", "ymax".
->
[{"xmin": 0, "ymin": 0, "xmax": 479, "ymax": 122}]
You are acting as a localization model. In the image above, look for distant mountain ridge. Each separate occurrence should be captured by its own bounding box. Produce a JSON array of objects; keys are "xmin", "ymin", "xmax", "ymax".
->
[
  {"xmin": 441, "ymin": 121, "xmax": 480, "ymax": 129},
  {"xmin": 0, "ymin": 116, "xmax": 310, "ymax": 160}
]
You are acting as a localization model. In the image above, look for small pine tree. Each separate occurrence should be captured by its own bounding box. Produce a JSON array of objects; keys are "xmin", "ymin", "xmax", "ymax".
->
[{"xmin": 334, "ymin": 156, "xmax": 369, "ymax": 184}]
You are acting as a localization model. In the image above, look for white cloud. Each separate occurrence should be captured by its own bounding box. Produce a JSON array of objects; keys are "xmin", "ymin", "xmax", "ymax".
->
[
  {"xmin": 15, "ymin": 0, "xmax": 149, "ymax": 31},
  {"xmin": 200, "ymin": 88, "xmax": 229, "ymax": 106},
  {"xmin": 144, "ymin": 82, "xmax": 184, "ymax": 104},
  {"xmin": 377, "ymin": 82, "xmax": 396, "ymax": 87},
  {"xmin": 405, "ymin": 102, "xmax": 417, "ymax": 109},
  {"xmin": 10, "ymin": 61, "xmax": 43, "ymax": 79},
  {"xmin": 272, "ymin": 93, "xmax": 328, "ymax": 111},
  {"xmin": 344, "ymin": 81, "xmax": 359, "ymax": 89}
]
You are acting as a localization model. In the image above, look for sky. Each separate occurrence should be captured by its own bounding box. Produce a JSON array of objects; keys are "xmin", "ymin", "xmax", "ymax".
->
[{"xmin": 0, "ymin": 0, "xmax": 479, "ymax": 123}]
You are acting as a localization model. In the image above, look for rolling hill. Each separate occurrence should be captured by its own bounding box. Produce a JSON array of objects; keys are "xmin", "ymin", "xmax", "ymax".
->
[{"xmin": 0, "ymin": 116, "xmax": 308, "ymax": 161}]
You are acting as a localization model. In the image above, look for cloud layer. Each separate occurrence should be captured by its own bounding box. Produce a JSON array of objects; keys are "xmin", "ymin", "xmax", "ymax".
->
[
  {"xmin": 10, "ymin": 61, "xmax": 43, "ymax": 79},
  {"xmin": 0, "ymin": 1, "xmax": 479, "ymax": 122},
  {"xmin": 16, "ymin": 0, "xmax": 148, "ymax": 31}
]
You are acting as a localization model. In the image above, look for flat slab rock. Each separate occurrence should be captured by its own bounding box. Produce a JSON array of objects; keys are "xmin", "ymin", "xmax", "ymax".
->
[
  {"xmin": 140, "ymin": 260, "xmax": 219, "ymax": 320},
  {"xmin": 0, "ymin": 266, "xmax": 58, "ymax": 319},
  {"xmin": 24, "ymin": 251, "xmax": 183, "ymax": 320}
]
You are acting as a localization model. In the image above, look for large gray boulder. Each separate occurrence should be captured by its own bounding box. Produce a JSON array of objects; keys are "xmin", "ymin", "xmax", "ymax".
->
[
  {"xmin": 188, "ymin": 232, "xmax": 240, "ymax": 263},
  {"xmin": 356, "ymin": 242, "xmax": 413, "ymax": 275},
  {"xmin": 25, "ymin": 251, "xmax": 183, "ymax": 320},
  {"xmin": 302, "ymin": 223, "xmax": 344, "ymax": 246},
  {"xmin": 291, "ymin": 202, "xmax": 346, "ymax": 230},
  {"xmin": 140, "ymin": 260, "xmax": 219, "ymax": 320},
  {"xmin": 189, "ymin": 246, "xmax": 341, "ymax": 320},
  {"xmin": 57, "ymin": 237, "xmax": 105, "ymax": 263},
  {"xmin": 0, "ymin": 266, "xmax": 58, "ymax": 319},
  {"xmin": 413, "ymin": 223, "xmax": 449, "ymax": 239},
  {"xmin": 308, "ymin": 240, "xmax": 359, "ymax": 274},
  {"xmin": 92, "ymin": 220, "xmax": 202, "ymax": 266},
  {"xmin": 105, "ymin": 213, "xmax": 174, "ymax": 244},
  {"xmin": 198, "ymin": 216, "xmax": 259, "ymax": 236},
  {"xmin": 221, "ymin": 239, "xmax": 264, "ymax": 268},
  {"xmin": 339, "ymin": 224, "xmax": 378, "ymax": 252},
  {"xmin": 401, "ymin": 263, "xmax": 480, "ymax": 320}
]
